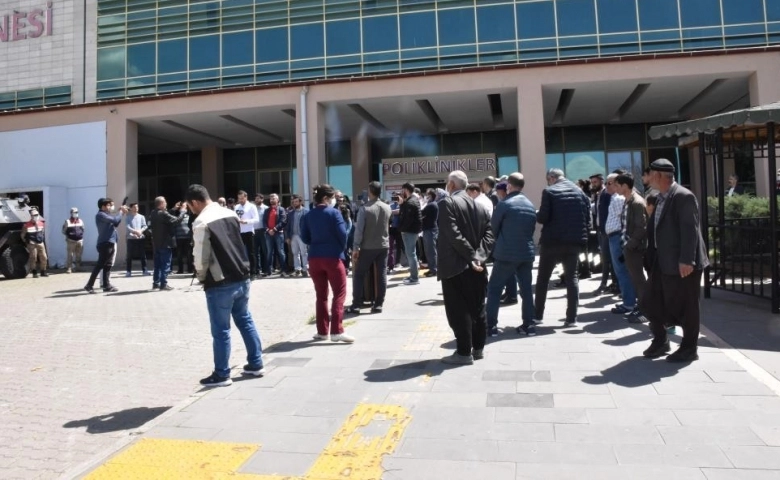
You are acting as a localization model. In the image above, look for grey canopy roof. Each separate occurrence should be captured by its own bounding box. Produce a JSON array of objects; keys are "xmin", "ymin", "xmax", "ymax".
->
[{"xmin": 648, "ymin": 101, "xmax": 780, "ymax": 139}]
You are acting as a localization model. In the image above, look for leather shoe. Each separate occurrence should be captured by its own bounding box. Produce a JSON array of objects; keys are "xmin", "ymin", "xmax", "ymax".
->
[
  {"xmin": 643, "ymin": 340, "xmax": 671, "ymax": 358},
  {"xmin": 501, "ymin": 297, "xmax": 518, "ymax": 305},
  {"xmin": 666, "ymin": 347, "xmax": 699, "ymax": 363}
]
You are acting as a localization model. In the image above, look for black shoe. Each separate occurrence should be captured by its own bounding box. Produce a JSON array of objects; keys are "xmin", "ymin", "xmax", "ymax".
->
[
  {"xmin": 199, "ymin": 372, "xmax": 232, "ymax": 387},
  {"xmin": 152, "ymin": 284, "xmax": 160, "ymax": 289},
  {"xmin": 32, "ymin": 271, "xmax": 39, "ymax": 278},
  {"xmin": 344, "ymin": 305, "xmax": 361, "ymax": 315},
  {"xmin": 487, "ymin": 327, "xmax": 499, "ymax": 337},
  {"xmin": 176, "ymin": 270, "xmax": 184, "ymax": 274},
  {"xmin": 594, "ymin": 285, "xmax": 609, "ymax": 295},
  {"xmin": 84, "ymin": 286, "xmax": 96, "ymax": 294},
  {"xmin": 159, "ymin": 285, "xmax": 174, "ymax": 291},
  {"xmin": 517, "ymin": 324, "xmax": 537, "ymax": 336},
  {"xmin": 40, "ymin": 271, "xmax": 49, "ymax": 277},
  {"xmin": 608, "ymin": 284, "xmax": 621, "ymax": 294},
  {"xmin": 371, "ymin": 305, "xmax": 383, "ymax": 313},
  {"xmin": 472, "ymin": 349, "xmax": 484, "ymax": 360},
  {"xmin": 667, "ymin": 347, "xmax": 699, "ymax": 363},
  {"xmin": 241, "ymin": 364, "xmax": 266, "ymax": 376},
  {"xmin": 103, "ymin": 286, "xmax": 118, "ymax": 293},
  {"xmin": 500, "ymin": 293, "xmax": 508, "ymax": 302},
  {"xmin": 643, "ymin": 340, "xmax": 671, "ymax": 358},
  {"xmin": 553, "ymin": 279, "xmax": 566, "ymax": 288},
  {"xmin": 424, "ymin": 270, "xmax": 437, "ymax": 277},
  {"xmin": 501, "ymin": 297, "xmax": 518, "ymax": 306}
]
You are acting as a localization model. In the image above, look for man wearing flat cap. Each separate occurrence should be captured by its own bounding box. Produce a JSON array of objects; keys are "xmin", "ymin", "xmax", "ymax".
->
[{"xmin": 642, "ymin": 158, "xmax": 709, "ymax": 363}]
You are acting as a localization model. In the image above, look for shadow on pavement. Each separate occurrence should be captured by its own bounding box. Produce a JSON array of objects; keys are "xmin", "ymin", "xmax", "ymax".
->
[
  {"xmin": 581, "ymin": 356, "xmax": 687, "ymax": 388},
  {"xmin": 63, "ymin": 406, "xmax": 170, "ymax": 434},
  {"xmin": 270, "ymin": 339, "xmax": 348, "ymax": 353},
  {"xmin": 363, "ymin": 360, "xmax": 456, "ymax": 382},
  {"xmin": 416, "ymin": 298, "xmax": 444, "ymax": 307}
]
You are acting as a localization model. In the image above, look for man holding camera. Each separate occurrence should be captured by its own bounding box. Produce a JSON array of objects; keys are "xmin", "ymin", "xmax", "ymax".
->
[
  {"xmin": 85, "ymin": 198, "xmax": 128, "ymax": 293},
  {"xmin": 149, "ymin": 196, "xmax": 187, "ymax": 290}
]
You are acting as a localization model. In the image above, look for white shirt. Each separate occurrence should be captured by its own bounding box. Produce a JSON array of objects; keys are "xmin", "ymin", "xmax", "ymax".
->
[
  {"xmin": 255, "ymin": 203, "xmax": 268, "ymax": 229},
  {"xmin": 234, "ymin": 201, "xmax": 259, "ymax": 234},
  {"xmin": 475, "ymin": 193, "xmax": 494, "ymax": 217},
  {"xmin": 605, "ymin": 193, "xmax": 625, "ymax": 235}
]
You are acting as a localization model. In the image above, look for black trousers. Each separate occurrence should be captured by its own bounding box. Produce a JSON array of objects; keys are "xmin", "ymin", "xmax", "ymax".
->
[
  {"xmin": 255, "ymin": 228, "xmax": 268, "ymax": 274},
  {"xmin": 241, "ymin": 232, "xmax": 256, "ymax": 275},
  {"xmin": 87, "ymin": 242, "xmax": 116, "ymax": 289},
  {"xmin": 176, "ymin": 238, "xmax": 193, "ymax": 273},
  {"xmin": 535, "ymin": 244, "xmax": 580, "ymax": 322},
  {"xmin": 442, "ymin": 268, "xmax": 488, "ymax": 356},
  {"xmin": 126, "ymin": 238, "xmax": 147, "ymax": 272},
  {"xmin": 351, "ymin": 248, "xmax": 388, "ymax": 307},
  {"xmin": 598, "ymin": 232, "xmax": 614, "ymax": 287},
  {"xmin": 643, "ymin": 263, "xmax": 703, "ymax": 349}
]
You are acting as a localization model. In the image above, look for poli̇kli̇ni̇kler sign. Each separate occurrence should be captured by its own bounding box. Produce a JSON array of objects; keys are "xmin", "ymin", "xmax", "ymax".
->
[{"xmin": 382, "ymin": 154, "xmax": 497, "ymax": 184}]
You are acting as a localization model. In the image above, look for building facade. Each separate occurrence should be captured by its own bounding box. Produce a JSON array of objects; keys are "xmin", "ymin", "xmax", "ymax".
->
[{"xmin": 2, "ymin": 0, "xmax": 780, "ymax": 265}]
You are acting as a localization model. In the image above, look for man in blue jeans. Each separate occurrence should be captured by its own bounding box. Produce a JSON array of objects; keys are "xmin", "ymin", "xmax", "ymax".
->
[
  {"xmin": 187, "ymin": 184, "xmax": 264, "ymax": 387},
  {"xmin": 398, "ymin": 182, "xmax": 422, "ymax": 285},
  {"xmin": 603, "ymin": 174, "xmax": 636, "ymax": 314},
  {"xmin": 149, "ymin": 197, "xmax": 187, "ymax": 291},
  {"xmin": 486, "ymin": 173, "xmax": 537, "ymax": 336}
]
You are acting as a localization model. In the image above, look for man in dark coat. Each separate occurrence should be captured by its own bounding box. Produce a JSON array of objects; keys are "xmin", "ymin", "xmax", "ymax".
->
[
  {"xmin": 642, "ymin": 159, "xmax": 709, "ymax": 362},
  {"xmin": 149, "ymin": 196, "xmax": 187, "ymax": 290},
  {"xmin": 437, "ymin": 170, "xmax": 494, "ymax": 365}
]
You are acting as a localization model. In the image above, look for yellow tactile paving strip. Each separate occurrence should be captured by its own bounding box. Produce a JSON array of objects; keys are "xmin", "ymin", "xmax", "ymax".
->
[{"xmin": 84, "ymin": 404, "xmax": 411, "ymax": 480}]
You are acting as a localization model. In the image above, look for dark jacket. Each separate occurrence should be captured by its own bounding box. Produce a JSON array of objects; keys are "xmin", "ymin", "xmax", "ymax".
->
[
  {"xmin": 623, "ymin": 191, "xmax": 647, "ymax": 253},
  {"xmin": 262, "ymin": 205, "xmax": 288, "ymax": 233},
  {"xmin": 537, "ymin": 178, "xmax": 591, "ymax": 247},
  {"xmin": 596, "ymin": 189, "xmax": 611, "ymax": 234},
  {"xmin": 436, "ymin": 190, "xmax": 494, "ymax": 280},
  {"xmin": 398, "ymin": 195, "xmax": 422, "ymax": 234},
  {"xmin": 421, "ymin": 201, "xmax": 438, "ymax": 231},
  {"xmin": 491, "ymin": 191, "xmax": 536, "ymax": 263},
  {"xmin": 150, "ymin": 208, "xmax": 185, "ymax": 249},
  {"xmin": 284, "ymin": 207, "xmax": 307, "ymax": 238},
  {"xmin": 652, "ymin": 183, "xmax": 709, "ymax": 276},
  {"xmin": 301, "ymin": 205, "xmax": 348, "ymax": 260}
]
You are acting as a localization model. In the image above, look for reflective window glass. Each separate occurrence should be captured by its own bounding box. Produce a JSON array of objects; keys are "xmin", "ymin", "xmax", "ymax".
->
[
  {"xmin": 545, "ymin": 153, "xmax": 564, "ymax": 171},
  {"xmin": 477, "ymin": 5, "xmax": 515, "ymax": 42},
  {"xmin": 565, "ymin": 151, "xmax": 606, "ymax": 181},
  {"xmin": 363, "ymin": 15, "xmax": 399, "ymax": 52},
  {"xmin": 769, "ymin": 1, "xmax": 780, "ymax": 21},
  {"xmin": 327, "ymin": 19, "xmax": 361, "ymax": 56},
  {"xmin": 127, "ymin": 43, "xmax": 156, "ymax": 77},
  {"xmin": 291, "ymin": 23, "xmax": 324, "ymax": 59},
  {"xmin": 597, "ymin": 0, "xmax": 638, "ymax": 33},
  {"xmin": 158, "ymin": 39, "xmax": 187, "ymax": 73},
  {"xmin": 222, "ymin": 31, "xmax": 253, "ymax": 66},
  {"xmin": 256, "ymin": 28, "xmax": 289, "ymax": 63},
  {"xmin": 517, "ymin": 1, "xmax": 556, "ymax": 39},
  {"xmin": 722, "ymin": 0, "xmax": 764, "ymax": 24},
  {"xmin": 557, "ymin": 0, "xmax": 597, "ymax": 36},
  {"xmin": 638, "ymin": 0, "xmax": 679, "ymax": 30},
  {"xmin": 400, "ymin": 12, "xmax": 437, "ymax": 48},
  {"xmin": 190, "ymin": 35, "xmax": 220, "ymax": 70},
  {"xmin": 679, "ymin": 0, "xmax": 722, "ymax": 28},
  {"xmin": 97, "ymin": 47, "xmax": 126, "ymax": 80},
  {"xmin": 438, "ymin": 8, "xmax": 476, "ymax": 46}
]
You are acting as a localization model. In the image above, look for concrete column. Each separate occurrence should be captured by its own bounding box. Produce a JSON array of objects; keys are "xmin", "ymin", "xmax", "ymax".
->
[
  {"xmin": 516, "ymin": 83, "xmax": 547, "ymax": 208},
  {"xmin": 351, "ymin": 132, "xmax": 371, "ymax": 200},
  {"xmin": 201, "ymin": 146, "xmax": 224, "ymax": 198},
  {"xmin": 105, "ymin": 117, "xmax": 138, "ymax": 264},
  {"xmin": 750, "ymin": 65, "xmax": 780, "ymax": 197},
  {"xmin": 295, "ymin": 95, "xmax": 327, "ymax": 204}
]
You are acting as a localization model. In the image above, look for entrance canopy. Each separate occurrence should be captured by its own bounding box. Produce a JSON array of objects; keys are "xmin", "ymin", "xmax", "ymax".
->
[{"xmin": 649, "ymin": 101, "xmax": 780, "ymax": 139}]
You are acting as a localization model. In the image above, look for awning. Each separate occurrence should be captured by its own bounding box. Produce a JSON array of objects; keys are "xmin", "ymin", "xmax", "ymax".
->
[{"xmin": 648, "ymin": 101, "xmax": 780, "ymax": 139}]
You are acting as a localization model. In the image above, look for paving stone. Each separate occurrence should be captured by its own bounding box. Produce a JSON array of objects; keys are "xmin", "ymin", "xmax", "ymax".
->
[
  {"xmin": 482, "ymin": 370, "xmax": 552, "ymax": 382},
  {"xmin": 615, "ymin": 444, "xmax": 733, "ymax": 468},
  {"xmin": 706, "ymin": 371, "xmax": 771, "ymax": 384},
  {"xmin": 487, "ymin": 393, "xmax": 554, "ymax": 408},
  {"xmin": 658, "ymin": 426, "xmax": 766, "ymax": 446},
  {"xmin": 210, "ymin": 430, "xmax": 331, "ymax": 454},
  {"xmin": 726, "ymin": 396, "xmax": 780, "ymax": 412},
  {"xmin": 722, "ymin": 446, "xmax": 780, "ymax": 469},
  {"xmin": 240, "ymin": 451, "xmax": 318, "ymax": 476},
  {"xmin": 143, "ymin": 426, "xmax": 220, "ymax": 441},
  {"xmin": 653, "ymin": 382, "xmax": 773, "ymax": 396},
  {"xmin": 750, "ymin": 426, "xmax": 780, "ymax": 446},
  {"xmin": 612, "ymin": 394, "xmax": 735, "ymax": 410},
  {"xmin": 369, "ymin": 359, "xmax": 432, "ymax": 369},
  {"xmin": 382, "ymin": 458, "xmax": 516, "ymax": 480},
  {"xmin": 515, "ymin": 463, "xmax": 707, "ymax": 480},
  {"xmin": 432, "ymin": 380, "xmax": 517, "ymax": 394},
  {"xmin": 265, "ymin": 357, "xmax": 312, "ymax": 367},
  {"xmin": 386, "ymin": 392, "xmax": 489, "ymax": 408},
  {"xmin": 674, "ymin": 410, "xmax": 780, "ymax": 428},
  {"xmin": 494, "ymin": 407, "xmax": 588, "ymax": 424},
  {"xmin": 396, "ymin": 438, "xmax": 499, "ymax": 461},
  {"xmin": 496, "ymin": 441, "xmax": 618, "ymax": 465},
  {"xmin": 701, "ymin": 468, "xmax": 780, "ymax": 479},
  {"xmin": 586, "ymin": 409, "xmax": 680, "ymax": 426},
  {"xmin": 516, "ymin": 381, "xmax": 611, "ymax": 394},
  {"xmin": 553, "ymin": 394, "xmax": 616, "ymax": 408},
  {"xmin": 293, "ymin": 402, "xmax": 358, "ymax": 419},
  {"xmin": 555, "ymin": 424, "xmax": 664, "ymax": 444}
]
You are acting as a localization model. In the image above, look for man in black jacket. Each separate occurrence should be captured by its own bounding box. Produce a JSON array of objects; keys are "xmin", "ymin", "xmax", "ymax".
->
[
  {"xmin": 149, "ymin": 196, "xmax": 186, "ymax": 290},
  {"xmin": 398, "ymin": 182, "xmax": 422, "ymax": 285},
  {"xmin": 535, "ymin": 168, "xmax": 591, "ymax": 327},
  {"xmin": 438, "ymin": 171, "xmax": 494, "ymax": 365}
]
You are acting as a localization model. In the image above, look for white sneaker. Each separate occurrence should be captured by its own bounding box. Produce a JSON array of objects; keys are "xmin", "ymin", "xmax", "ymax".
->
[
  {"xmin": 66, "ymin": 268, "xmax": 72, "ymax": 274},
  {"xmin": 331, "ymin": 333, "xmax": 355, "ymax": 343},
  {"xmin": 313, "ymin": 334, "xmax": 329, "ymax": 341}
]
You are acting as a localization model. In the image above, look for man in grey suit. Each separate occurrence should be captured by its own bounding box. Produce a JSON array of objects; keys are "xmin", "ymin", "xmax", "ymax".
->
[
  {"xmin": 437, "ymin": 170, "xmax": 495, "ymax": 365},
  {"xmin": 642, "ymin": 159, "xmax": 709, "ymax": 362}
]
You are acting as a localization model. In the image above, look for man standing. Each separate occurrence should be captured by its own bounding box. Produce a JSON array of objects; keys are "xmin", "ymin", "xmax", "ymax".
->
[
  {"xmin": 234, "ymin": 191, "xmax": 260, "ymax": 277},
  {"xmin": 62, "ymin": 207, "xmax": 84, "ymax": 273},
  {"xmin": 22, "ymin": 207, "xmax": 48, "ymax": 278},
  {"xmin": 262, "ymin": 193, "xmax": 287, "ymax": 276},
  {"xmin": 254, "ymin": 193, "xmax": 268, "ymax": 278},
  {"xmin": 186, "ymin": 184, "xmax": 264, "ymax": 387},
  {"xmin": 604, "ymin": 174, "xmax": 636, "ymax": 316},
  {"xmin": 285, "ymin": 194, "xmax": 308, "ymax": 277},
  {"xmin": 592, "ymin": 173, "xmax": 615, "ymax": 294},
  {"xmin": 85, "ymin": 198, "xmax": 128, "ymax": 293},
  {"xmin": 388, "ymin": 193, "xmax": 402, "ymax": 272},
  {"xmin": 125, "ymin": 203, "xmax": 149, "ymax": 276},
  {"xmin": 149, "ymin": 197, "xmax": 187, "ymax": 291},
  {"xmin": 398, "ymin": 182, "xmax": 422, "ymax": 285},
  {"xmin": 486, "ymin": 173, "xmax": 537, "ymax": 337},
  {"xmin": 535, "ymin": 169, "xmax": 591, "ymax": 327},
  {"xmin": 438, "ymin": 171, "xmax": 494, "ymax": 365},
  {"xmin": 642, "ymin": 159, "xmax": 709, "ymax": 362},
  {"xmin": 174, "ymin": 206, "xmax": 193, "ymax": 274},
  {"xmin": 345, "ymin": 181, "xmax": 391, "ymax": 315},
  {"xmin": 421, "ymin": 188, "xmax": 439, "ymax": 277},
  {"xmin": 615, "ymin": 173, "xmax": 648, "ymax": 322},
  {"xmin": 482, "ymin": 176, "xmax": 499, "ymax": 207},
  {"xmin": 727, "ymin": 175, "xmax": 744, "ymax": 196},
  {"xmin": 466, "ymin": 184, "xmax": 494, "ymax": 216}
]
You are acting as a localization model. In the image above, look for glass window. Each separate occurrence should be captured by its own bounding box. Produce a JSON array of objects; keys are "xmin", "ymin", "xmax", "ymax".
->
[
  {"xmin": 326, "ymin": 141, "xmax": 352, "ymax": 166},
  {"xmin": 442, "ymin": 132, "xmax": 481, "ymax": 155},
  {"xmin": 222, "ymin": 32, "xmax": 253, "ymax": 67},
  {"xmin": 190, "ymin": 35, "xmax": 220, "ymax": 70},
  {"xmin": 638, "ymin": 0, "xmax": 679, "ymax": 30},
  {"xmin": 327, "ymin": 19, "xmax": 361, "ymax": 56},
  {"xmin": 291, "ymin": 23, "xmax": 324, "ymax": 59},
  {"xmin": 127, "ymin": 43, "xmax": 156, "ymax": 77},
  {"xmin": 679, "ymin": 0, "xmax": 722, "ymax": 28},
  {"xmin": 97, "ymin": 47, "xmax": 126, "ymax": 80},
  {"xmin": 224, "ymin": 172, "xmax": 256, "ymax": 197},
  {"xmin": 556, "ymin": 0, "xmax": 597, "ymax": 36},
  {"xmin": 605, "ymin": 124, "xmax": 646, "ymax": 149},
  {"xmin": 158, "ymin": 39, "xmax": 187, "ymax": 74},
  {"xmin": 403, "ymin": 134, "xmax": 440, "ymax": 157},
  {"xmin": 722, "ymin": 0, "xmax": 764, "ymax": 24},
  {"xmin": 327, "ymin": 165, "xmax": 354, "ymax": 199},
  {"xmin": 545, "ymin": 153, "xmax": 565, "ymax": 171},
  {"xmin": 256, "ymin": 28, "xmax": 289, "ymax": 63},
  {"xmin": 224, "ymin": 148, "xmax": 255, "ymax": 171},
  {"xmin": 400, "ymin": 12, "xmax": 437, "ymax": 48},
  {"xmin": 597, "ymin": 0, "xmax": 638, "ymax": 34},
  {"xmin": 438, "ymin": 8, "xmax": 476, "ymax": 46},
  {"xmin": 769, "ymin": 1, "xmax": 780, "ymax": 21},
  {"xmin": 725, "ymin": 24, "xmax": 767, "ymax": 47},
  {"xmin": 363, "ymin": 15, "xmax": 399, "ymax": 52},
  {"xmin": 565, "ymin": 151, "xmax": 606, "ymax": 181},
  {"xmin": 565, "ymin": 126, "xmax": 604, "ymax": 151},
  {"xmin": 477, "ymin": 5, "xmax": 515, "ymax": 42},
  {"xmin": 517, "ymin": 1, "xmax": 556, "ymax": 39}
]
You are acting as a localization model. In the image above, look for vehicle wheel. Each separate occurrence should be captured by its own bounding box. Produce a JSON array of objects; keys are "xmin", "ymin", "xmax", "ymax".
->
[{"xmin": 0, "ymin": 245, "xmax": 29, "ymax": 279}]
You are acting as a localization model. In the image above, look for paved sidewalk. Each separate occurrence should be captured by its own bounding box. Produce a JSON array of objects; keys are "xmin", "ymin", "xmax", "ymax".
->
[{"xmin": 78, "ymin": 269, "xmax": 780, "ymax": 480}]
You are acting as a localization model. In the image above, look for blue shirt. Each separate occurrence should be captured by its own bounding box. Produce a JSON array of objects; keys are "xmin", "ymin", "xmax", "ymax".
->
[
  {"xmin": 390, "ymin": 201, "xmax": 400, "ymax": 228},
  {"xmin": 96, "ymin": 210, "xmax": 122, "ymax": 244},
  {"xmin": 300, "ymin": 205, "xmax": 347, "ymax": 260}
]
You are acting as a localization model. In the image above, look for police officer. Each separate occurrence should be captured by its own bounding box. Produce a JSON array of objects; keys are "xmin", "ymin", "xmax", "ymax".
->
[
  {"xmin": 22, "ymin": 207, "xmax": 48, "ymax": 278},
  {"xmin": 62, "ymin": 207, "xmax": 85, "ymax": 273}
]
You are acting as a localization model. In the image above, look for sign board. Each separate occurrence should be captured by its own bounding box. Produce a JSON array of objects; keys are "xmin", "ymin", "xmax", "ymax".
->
[{"xmin": 381, "ymin": 153, "xmax": 497, "ymax": 185}]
